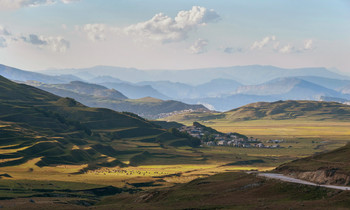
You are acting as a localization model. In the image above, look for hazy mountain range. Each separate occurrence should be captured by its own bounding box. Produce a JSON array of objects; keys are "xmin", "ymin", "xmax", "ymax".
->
[
  {"xmin": 41, "ymin": 65, "xmax": 348, "ymax": 85},
  {"xmin": 24, "ymin": 80, "xmax": 207, "ymax": 119},
  {"xmin": 2, "ymin": 64, "xmax": 350, "ymax": 112}
]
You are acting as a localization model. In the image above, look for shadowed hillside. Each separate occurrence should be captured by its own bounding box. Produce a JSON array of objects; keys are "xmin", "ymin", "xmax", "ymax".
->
[
  {"xmin": 99, "ymin": 172, "xmax": 350, "ymax": 209},
  {"xmin": 0, "ymin": 76, "xmax": 201, "ymax": 168},
  {"xmin": 25, "ymin": 81, "xmax": 208, "ymax": 119}
]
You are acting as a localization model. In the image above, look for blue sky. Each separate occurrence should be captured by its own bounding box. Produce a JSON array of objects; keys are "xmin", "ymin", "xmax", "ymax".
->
[{"xmin": 0, "ymin": 0, "xmax": 349, "ymax": 73}]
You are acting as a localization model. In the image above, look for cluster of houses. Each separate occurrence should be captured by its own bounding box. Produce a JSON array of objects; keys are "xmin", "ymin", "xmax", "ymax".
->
[{"xmin": 178, "ymin": 125, "xmax": 283, "ymax": 149}]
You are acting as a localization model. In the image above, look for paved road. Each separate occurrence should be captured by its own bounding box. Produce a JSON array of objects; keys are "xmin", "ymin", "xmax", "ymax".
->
[{"xmin": 258, "ymin": 173, "xmax": 350, "ymax": 191}]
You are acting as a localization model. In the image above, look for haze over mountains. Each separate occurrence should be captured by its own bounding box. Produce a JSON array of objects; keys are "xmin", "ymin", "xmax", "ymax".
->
[
  {"xmin": 25, "ymin": 80, "xmax": 207, "ymax": 119},
  {"xmin": 42, "ymin": 65, "xmax": 348, "ymax": 85},
  {"xmin": 2, "ymin": 64, "xmax": 350, "ymax": 112}
]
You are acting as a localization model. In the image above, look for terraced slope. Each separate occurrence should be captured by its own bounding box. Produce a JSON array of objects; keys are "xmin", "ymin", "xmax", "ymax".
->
[{"xmin": 0, "ymin": 76, "xmax": 200, "ymax": 168}]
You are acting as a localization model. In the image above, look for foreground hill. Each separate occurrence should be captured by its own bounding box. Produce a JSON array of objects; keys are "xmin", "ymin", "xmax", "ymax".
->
[
  {"xmin": 25, "ymin": 81, "xmax": 207, "ymax": 119},
  {"xmin": 276, "ymin": 143, "xmax": 350, "ymax": 186},
  {"xmin": 99, "ymin": 172, "xmax": 350, "ymax": 209},
  {"xmin": 0, "ymin": 76, "xmax": 200, "ymax": 168}
]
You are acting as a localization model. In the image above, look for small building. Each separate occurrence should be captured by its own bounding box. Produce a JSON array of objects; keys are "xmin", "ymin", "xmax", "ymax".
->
[{"xmin": 217, "ymin": 140, "xmax": 228, "ymax": 146}]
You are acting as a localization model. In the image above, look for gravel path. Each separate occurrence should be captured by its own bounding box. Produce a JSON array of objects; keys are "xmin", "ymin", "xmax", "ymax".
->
[{"xmin": 258, "ymin": 173, "xmax": 350, "ymax": 191}]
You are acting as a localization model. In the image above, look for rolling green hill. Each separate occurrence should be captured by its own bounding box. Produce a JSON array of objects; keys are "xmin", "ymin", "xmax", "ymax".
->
[
  {"xmin": 224, "ymin": 100, "xmax": 350, "ymax": 121},
  {"xmin": 0, "ymin": 76, "xmax": 200, "ymax": 168},
  {"xmin": 163, "ymin": 100, "xmax": 350, "ymax": 122}
]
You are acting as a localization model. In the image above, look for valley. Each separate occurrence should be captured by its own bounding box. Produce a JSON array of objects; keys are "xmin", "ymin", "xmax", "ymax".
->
[
  {"xmin": 1, "ymin": 66, "xmax": 350, "ymax": 209},
  {"xmin": 1, "ymin": 1, "xmax": 349, "ymax": 208}
]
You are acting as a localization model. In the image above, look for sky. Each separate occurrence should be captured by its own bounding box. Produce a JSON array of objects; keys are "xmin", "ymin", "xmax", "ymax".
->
[{"xmin": 0, "ymin": 0, "xmax": 349, "ymax": 73}]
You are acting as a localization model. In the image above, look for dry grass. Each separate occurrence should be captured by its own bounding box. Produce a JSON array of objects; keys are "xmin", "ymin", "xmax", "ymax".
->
[
  {"xmin": 196, "ymin": 119, "xmax": 350, "ymax": 141},
  {"xmin": 1, "ymin": 156, "xmax": 273, "ymax": 189}
]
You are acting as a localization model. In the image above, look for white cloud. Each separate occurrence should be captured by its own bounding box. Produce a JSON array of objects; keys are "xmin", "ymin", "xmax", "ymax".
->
[
  {"xmin": 0, "ymin": 37, "xmax": 7, "ymax": 48},
  {"xmin": 189, "ymin": 39, "xmax": 209, "ymax": 54},
  {"xmin": 0, "ymin": 25, "xmax": 11, "ymax": 48},
  {"xmin": 0, "ymin": 26, "xmax": 11, "ymax": 36},
  {"xmin": 250, "ymin": 36, "xmax": 314, "ymax": 54},
  {"xmin": 61, "ymin": 0, "xmax": 80, "ymax": 3},
  {"xmin": 0, "ymin": 25, "xmax": 69, "ymax": 53},
  {"xmin": 304, "ymin": 39, "xmax": 313, "ymax": 50},
  {"xmin": 0, "ymin": 0, "xmax": 54, "ymax": 9},
  {"xmin": 124, "ymin": 6, "xmax": 220, "ymax": 43},
  {"xmin": 61, "ymin": 24, "xmax": 67, "ymax": 30},
  {"xmin": 79, "ymin": 24, "xmax": 106, "ymax": 41},
  {"xmin": 0, "ymin": 0, "xmax": 79, "ymax": 10},
  {"xmin": 21, "ymin": 34, "xmax": 70, "ymax": 52},
  {"xmin": 251, "ymin": 35, "xmax": 276, "ymax": 49},
  {"xmin": 199, "ymin": 103, "xmax": 215, "ymax": 110},
  {"xmin": 278, "ymin": 44, "xmax": 294, "ymax": 54}
]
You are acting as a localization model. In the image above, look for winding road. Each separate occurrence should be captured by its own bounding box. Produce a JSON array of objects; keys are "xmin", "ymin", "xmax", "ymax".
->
[{"xmin": 258, "ymin": 173, "xmax": 350, "ymax": 191}]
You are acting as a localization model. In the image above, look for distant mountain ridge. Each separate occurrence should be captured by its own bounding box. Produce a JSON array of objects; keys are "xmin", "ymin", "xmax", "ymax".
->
[
  {"xmin": 25, "ymin": 80, "xmax": 208, "ymax": 119},
  {"xmin": 235, "ymin": 77, "xmax": 342, "ymax": 99},
  {"xmin": 41, "ymin": 65, "xmax": 349, "ymax": 85},
  {"xmin": 3, "ymin": 64, "xmax": 350, "ymax": 112},
  {"xmin": 0, "ymin": 64, "xmax": 81, "ymax": 84},
  {"xmin": 101, "ymin": 82, "xmax": 170, "ymax": 100},
  {"xmin": 183, "ymin": 77, "xmax": 350, "ymax": 111},
  {"xmin": 138, "ymin": 79, "xmax": 242, "ymax": 99},
  {"xmin": 37, "ymin": 81, "xmax": 128, "ymax": 100}
]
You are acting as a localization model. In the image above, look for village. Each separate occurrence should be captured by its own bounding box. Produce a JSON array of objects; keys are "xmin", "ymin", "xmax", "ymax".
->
[{"xmin": 178, "ymin": 124, "xmax": 283, "ymax": 149}]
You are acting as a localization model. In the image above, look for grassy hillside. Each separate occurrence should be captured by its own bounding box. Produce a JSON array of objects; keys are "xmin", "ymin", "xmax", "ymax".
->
[
  {"xmin": 99, "ymin": 172, "xmax": 350, "ymax": 209},
  {"xmin": 224, "ymin": 100, "xmax": 350, "ymax": 121},
  {"xmin": 0, "ymin": 76, "xmax": 201, "ymax": 168},
  {"xmin": 276, "ymin": 143, "xmax": 350, "ymax": 183},
  {"xmin": 164, "ymin": 100, "xmax": 350, "ymax": 122},
  {"xmin": 42, "ymin": 81, "xmax": 128, "ymax": 99}
]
